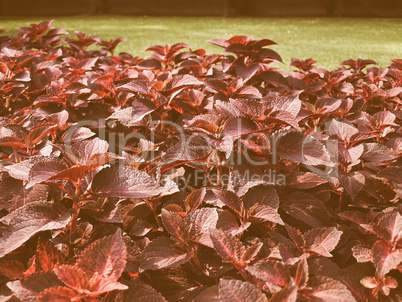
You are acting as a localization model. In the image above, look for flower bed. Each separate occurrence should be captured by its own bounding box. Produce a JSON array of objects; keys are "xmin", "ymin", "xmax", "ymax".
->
[{"xmin": 0, "ymin": 21, "xmax": 401, "ymax": 301}]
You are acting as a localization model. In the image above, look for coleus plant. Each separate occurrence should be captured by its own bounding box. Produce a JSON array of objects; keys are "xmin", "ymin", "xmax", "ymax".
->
[{"xmin": 0, "ymin": 21, "xmax": 401, "ymax": 301}]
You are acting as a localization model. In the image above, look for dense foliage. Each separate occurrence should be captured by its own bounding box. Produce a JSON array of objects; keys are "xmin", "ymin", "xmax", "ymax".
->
[{"xmin": 0, "ymin": 20, "xmax": 401, "ymax": 301}]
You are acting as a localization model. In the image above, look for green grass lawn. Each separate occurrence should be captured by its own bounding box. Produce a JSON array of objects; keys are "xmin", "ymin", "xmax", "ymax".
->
[{"xmin": 1, "ymin": 16, "xmax": 401, "ymax": 70}]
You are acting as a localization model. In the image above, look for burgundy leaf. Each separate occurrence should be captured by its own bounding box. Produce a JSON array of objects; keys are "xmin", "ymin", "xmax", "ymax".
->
[
  {"xmin": 0, "ymin": 202, "xmax": 69, "ymax": 258},
  {"xmin": 61, "ymin": 126, "xmax": 95, "ymax": 143},
  {"xmin": 339, "ymin": 171, "xmax": 365, "ymax": 200},
  {"xmin": 139, "ymin": 237, "xmax": 192, "ymax": 272},
  {"xmin": 271, "ymin": 94, "xmax": 301, "ymax": 118},
  {"xmin": 184, "ymin": 188, "xmax": 206, "ymax": 212},
  {"xmin": 288, "ymin": 172, "xmax": 327, "ymax": 189},
  {"xmin": 186, "ymin": 207, "xmax": 218, "ymax": 248},
  {"xmin": 193, "ymin": 285, "xmax": 220, "ymax": 302},
  {"xmin": 0, "ymin": 174, "xmax": 48, "ymax": 212},
  {"xmin": 246, "ymin": 260, "xmax": 289, "ymax": 287},
  {"xmin": 113, "ymin": 279, "xmax": 167, "ymax": 302},
  {"xmin": 361, "ymin": 143, "xmax": 398, "ymax": 162},
  {"xmin": 161, "ymin": 209, "xmax": 190, "ymax": 241},
  {"xmin": 108, "ymin": 99, "xmax": 157, "ymax": 126},
  {"xmin": 372, "ymin": 111, "xmax": 397, "ymax": 126},
  {"xmin": 219, "ymin": 278, "xmax": 268, "ymax": 302},
  {"xmin": 285, "ymin": 224, "xmax": 306, "ymax": 249},
  {"xmin": 170, "ymin": 74, "xmax": 202, "ymax": 89},
  {"xmin": 269, "ymin": 286, "xmax": 297, "ymax": 302},
  {"xmin": 223, "ymin": 116, "xmax": 259, "ymax": 138},
  {"xmin": 242, "ymin": 242, "xmax": 263, "ymax": 263},
  {"xmin": 26, "ymin": 160, "xmax": 67, "ymax": 189},
  {"xmin": 315, "ymin": 98, "xmax": 341, "ymax": 114},
  {"xmin": 329, "ymin": 119, "xmax": 358, "ymax": 142},
  {"xmin": 216, "ymin": 209, "xmax": 247, "ymax": 235},
  {"xmin": 91, "ymin": 166, "xmax": 178, "ymax": 199},
  {"xmin": 295, "ymin": 256, "xmax": 309, "ymax": 288},
  {"xmin": 210, "ymin": 229, "xmax": 245, "ymax": 263},
  {"xmin": 212, "ymin": 189, "xmax": 243, "ymax": 215},
  {"xmin": 159, "ymin": 135, "xmax": 211, "ymax": 174},
  {"xmin": 376, "ymin": 212, "xmax": 402, "ymax": 244},
  {"xmin": 276, "ymin": 130, "xmax": 333, "ymax": 166},
  {"xmin": 281, "ymin": 191, "xmax": 331, "ymax": 228},
  {"xmin": 378, "ymin": 166, "xmax": 402, "ymax": 184},
  {"xmin": 266, "ymin": 110, "xmax": 301, "ymax": 130},
  {"xmin": 73, "ymin": 137, "xmax": 109, "ymax": 163},
  {"xmin": 75, "ymin": 229, "xmax": 126, "ymax": 281},
  {"xmin": 235, "ymin": 60, "xmax": 259, "ymax": 81},
  {"xmin": 242, "ymin": 185, "xmax": 279, "ymax": 210},
  {"xmin": 304, "ymin": 227, "xmax": 343, "ymax": 257},
  {"xmin": 249, "ymin": 205, "xmax": 284, "ymax": 225},
  {"xmin": 305, "ymin": 276, "xmax": 357, "ymax": 302}
]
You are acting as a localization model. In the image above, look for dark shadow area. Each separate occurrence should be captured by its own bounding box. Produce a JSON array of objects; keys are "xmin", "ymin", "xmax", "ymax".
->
[{"xmin": 0, "ymin": 0, "xmax": 401, "ymax": 17}]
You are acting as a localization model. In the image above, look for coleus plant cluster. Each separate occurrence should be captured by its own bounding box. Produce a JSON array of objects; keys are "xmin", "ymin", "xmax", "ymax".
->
[{"xmin": 0, "ymin": 20, "xmax": 401, "ymax": 301}]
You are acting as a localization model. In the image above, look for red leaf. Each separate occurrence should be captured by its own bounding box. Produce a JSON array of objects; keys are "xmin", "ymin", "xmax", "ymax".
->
[
  {"xmin": 242, "ymin": 185, "xmax": 279, "ymax": 210},
  {"xmin": 378, "ymin": 166, "xmax": 402, "ymax": 184},
  {"xmin": 285, "ymin": 224, "xmax": 306, "ymax": 249},
  {"xmin": 352, "ymin": 245, "xmax": 374, "ymax": 263},
  {"xmin": 372, "ymin": 240, "xmax": 402, "ymax": 278},
  {"xmin": 219, "ymin": 278, "xmax": 268, "ymax": 302},
  {"xmin": 242, "ymin": 242, "xmax": 263, "ymax": 263},
  {"xmin": 0, "ymin": 260, "xmax": 25, "ymax": 280},
  {"xmin": 295, "ymin": 256, "xmax": 309, "ymax": 288},
  {"xmin": 281, "ymin": 192, "xmax": 331, "ymax": 228},
  {"xmin": 113, "ymin": 279, "xmax": 167, "ymax": 302},
  {"xmin": 210, "ymin": 229, "xmax": 245, "ymax": 263},
  {"xmin": 36, "ymin": 286, "xmax": 77, "ymax": 302},
  {"xmin": 361, "ymin": 143, "xmax": 397, "ymax": 163},
  {"xmin": 35, "ymin": 237, "xmax": 64, "ymax": 272},
  {"xmin": 54, "ymin": 265, "xmax": 128, "ymax": 296},
  {"xmin": 26, "ymin": 160, "xmax": 67, "ymax": 189},
  {"xmin": 0, "ymin": 202, "xmax": 70, "ymax": 258},
  {"xmin": 139, "ymin": 237, "xmax": 192, "ymax": 272},
  {"xmin": 269, "ymin": 286, "xmax": 297, "ymax": 302},
  {"xmin": 235, "ymin": 60, "xmax": 259, "ymax": 81},
  {"xmin": 275, "ymin": 130, "xmax": 333, "ymax": 166},
  {"xmin": 329, "ymin": 119, "xmax": 358, "ymax": 142},
  {"xmin": 376, "ymin": 212, "xmax": 402, "ymax": 244},
  {"xmin": 7, "ymin": 272, "xmax": 63, "ymax": 302},
  {"xmin": 0, "ymin": 174, "xmax": 49, "ymax": 212},
  {"xmin": 184, "ymin": 188, "xmax": 206, "ymax": 212},
  {"xmin": 108, "ymin": 99, "xmax": 157, "ymax": 126},
  {"xmin": 305, "ymin": 227, "xmax": 343, "ymax": 257},
  {"xmin": 212, "ymin": 189, "xmax": 243, "ymax": 215},
  {"xmin": 186, "ymin": 208, "xmax": 218, "ymax": 248},
  {"xmin": 91, "ymin": 166, "xmax": 178, "ymax": 199},
  {"xmin": 223, "ymin": 116, "xmax": 259, "ymax": 138},
  {"xmin": 288, "ymin": 172, "xmax": 327, "ymax": 189},
  {"xmin": 246, "ymin": 260, "xmax": 289, "ymax": 287},
  {"xmin": 339, "ymin": 171, "xmax": 365, "ymax": 200},
  {"xmin": 161, "ymin": 209, "xmax": 190, "ymax": 241},
  {"xmin": 306, "ymin": 276, "xmax": 357, "ymax": 302},
  {"xmin": 76, "ymin": 229, "xmax": 126, "ymax": 281},
  {"xmin": 249, "ymin": 205, "xmax": 284, "ymax": 225}
]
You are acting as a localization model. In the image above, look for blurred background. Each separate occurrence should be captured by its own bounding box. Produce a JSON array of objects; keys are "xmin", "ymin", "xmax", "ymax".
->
[{"xmin": 0, "ymin": 0, "xmax": 401, "ymax": 17}]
